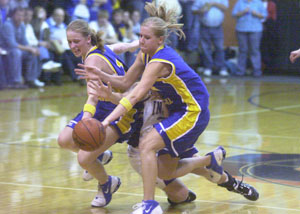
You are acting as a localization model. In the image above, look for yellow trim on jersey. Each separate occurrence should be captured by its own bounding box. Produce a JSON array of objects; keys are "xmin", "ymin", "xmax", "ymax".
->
[
  {"xmin": 116, "ymin": 108, "xmax": 137, "ymax": 134},
  {"xmin": 154, "ymin": 45, "xmax": 164, "ymax": 55},
  {"xmin": 88, "ymin": 53, "xmax": 118, "ymax": 75},
  {"xmin": 83, "ymin": 46, "xmax": 97, "ymax": 61},
  {"xmin": 142, "ymin": 45, "xmax": 164, "ymax": 65},
  {"xmin": 149, "ymin": 58, "xmax": 202, "ymax": 142}
]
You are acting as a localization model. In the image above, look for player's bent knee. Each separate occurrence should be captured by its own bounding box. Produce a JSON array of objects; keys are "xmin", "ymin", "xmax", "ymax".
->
[
  {"xmin": 57, "ymin": 134, "xmax": 67, "ymax": 149},
  {"xmin": 77, "ymin": 152, "xmax": 93, "ymax": 168},
  {"xmin": 158, "ymin": 171, "xmax": 174, "ymax": 180}
]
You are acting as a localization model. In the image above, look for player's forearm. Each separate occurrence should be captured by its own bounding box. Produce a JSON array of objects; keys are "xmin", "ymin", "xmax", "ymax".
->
[
  {"xmin": 100, "ymin": 72, "xmax": 134, "ymax": 91},
  {"xmin": 108, "ymin": 92, "xmax": 124, "ymax": 105},
  {"xmin": 82, "ymin": 95, "xmax": 98, "ymax": 119}
]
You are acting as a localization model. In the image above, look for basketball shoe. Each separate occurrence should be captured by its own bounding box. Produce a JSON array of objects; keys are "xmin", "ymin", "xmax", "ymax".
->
[
  {"xmin": 91, "ymin": 175, "xmax": 121, "ymax": 207},
  {"xmin": 218, "ymin": 171, "xmax": 259, "ymax": 201},
  {"xmin": 83, "ymin": 150, "xmax": 113, "ymax": 181},
  {"xmin": 205, "ymin": 146, "xmax": 226, "ymax": 182},
  {"xmin": 167, "ymin": 190, "xmax": 196, "ymax": 206},
  {"xmin": 132, "ymin": 200, "xmax": 163, "ymax": 214}
]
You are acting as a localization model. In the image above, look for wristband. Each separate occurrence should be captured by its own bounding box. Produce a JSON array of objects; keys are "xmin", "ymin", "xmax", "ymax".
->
[
  {"xmin": 119, "ymin": 97, "xmax": 133, "ymax": 112},
  {"xmin": 83, "ymin": 104, "xmax": 96, "ymax": 116}
]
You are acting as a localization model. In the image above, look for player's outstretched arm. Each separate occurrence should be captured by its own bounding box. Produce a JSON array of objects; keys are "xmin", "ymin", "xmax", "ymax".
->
[
  {"xmin": 75, "ymin": 51, "xmax": 145, "ymax": 91},
  {"xmin": 290, "ymin": 48, "xmax": 300, "ymax": 63},
  {"xmin": 107, "ymin": 40, "xmax": 139, "ymax": 55},
  {"xmin": 88, "ymin": 78, "xmax": 123, "ymax": 105}
]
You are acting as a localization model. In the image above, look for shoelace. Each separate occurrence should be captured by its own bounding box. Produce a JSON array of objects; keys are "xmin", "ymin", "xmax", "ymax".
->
[
  {"xmin": 132, "ymin": 202, "xmax": 144, "ymax": 210},
  {"xmin": 235, "ymin": 175, "xmax": 252, "ymax": 196}
]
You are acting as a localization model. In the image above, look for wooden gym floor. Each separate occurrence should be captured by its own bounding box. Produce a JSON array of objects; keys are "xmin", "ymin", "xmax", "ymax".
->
[{"xmin": 0, "ymin": 75, "xmax": 300, "ymax": 214}]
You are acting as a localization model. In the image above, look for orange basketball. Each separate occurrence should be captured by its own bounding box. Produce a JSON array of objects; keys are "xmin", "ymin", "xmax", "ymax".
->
[{"xmin": 72, "ymin": 118, "xmax": 106, "ymax": 151}]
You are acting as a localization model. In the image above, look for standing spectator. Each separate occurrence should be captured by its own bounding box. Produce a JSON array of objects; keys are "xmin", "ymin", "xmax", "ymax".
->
[
  {"xmin": 157, "ymin": 0, "xmax": 182, "ymax": 49},
  {"xmin": 232, "ymin": 0, "xmax": 267, "ymax": 77},
  {"xmin": 178, "ymin": 0, "xmax": 199, "ymax": 52},
  {"xmin": 89, "ymin": 9, "xmax": 119, "ymax": 44},
  {"xmin": 260, "ymin": 0, "xmax": 277, "ymax": 72},
  {"xmin": 192, "ymin": 0, "xmax": 229, "ymax": 77},
  {"xmin": 2, "ymin": 7, "xmax": 41, "ymax": 88}
]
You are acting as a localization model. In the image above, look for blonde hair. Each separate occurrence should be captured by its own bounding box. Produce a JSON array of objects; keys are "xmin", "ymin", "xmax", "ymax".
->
[
  {"xmin": 67, "ymin": 19, "xmax": 105, "ymax": 51},
  {"xmin": 142, "ymin": 1, "xmax": 185, "ymax": 40}
]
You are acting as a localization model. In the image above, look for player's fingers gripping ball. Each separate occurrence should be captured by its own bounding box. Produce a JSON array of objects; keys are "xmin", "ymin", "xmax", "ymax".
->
[{"xmin": 72, "ymin": 118, "xmax": 106, "ymax": 151}]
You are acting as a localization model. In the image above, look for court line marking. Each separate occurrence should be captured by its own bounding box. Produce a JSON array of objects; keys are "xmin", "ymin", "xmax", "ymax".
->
[
  {"xmin": 1, "ymin": 128, "xmax": 299, "ymax": 146},
  {"xmin": 210, "ymin": 104, "xmax": 300, "ymax": 119},
  {"xmin": 0, "ymin": 181, "xmax": 299, "ymax": 212}
]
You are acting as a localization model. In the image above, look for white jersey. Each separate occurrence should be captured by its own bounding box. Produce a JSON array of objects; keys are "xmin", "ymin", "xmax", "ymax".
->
[
  {"xmin": 127, "ymin": 90, "xmax": 168, "ymax": 189},
  {"xmin": 140, "ymin": 90, "xmax": 168, "ymax": 138}
]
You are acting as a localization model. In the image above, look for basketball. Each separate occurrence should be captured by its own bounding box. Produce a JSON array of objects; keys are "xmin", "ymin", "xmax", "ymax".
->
[{"xmin": 72, "ymin": 118, "xmax": 106, "ymax": 151}]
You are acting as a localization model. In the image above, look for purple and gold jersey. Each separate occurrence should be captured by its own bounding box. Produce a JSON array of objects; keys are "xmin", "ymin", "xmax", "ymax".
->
[{"xmin": 142, "ymin": 45, "xmax": 210, "ymax": 157}]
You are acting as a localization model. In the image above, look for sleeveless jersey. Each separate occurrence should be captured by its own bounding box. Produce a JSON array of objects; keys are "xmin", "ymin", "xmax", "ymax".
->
[{"xmin": 142, "ymin": 45, "xmax": 209, "ymax": 114}]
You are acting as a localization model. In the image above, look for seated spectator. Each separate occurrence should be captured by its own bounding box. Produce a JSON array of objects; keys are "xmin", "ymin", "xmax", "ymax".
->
[
  {"xmin": 2, "ymin": 7, "xmax": 41, "ymax": 88},
  {"xmin": 120, "ymin": 0, "xmax": 151, "ymax": 22},
  {"xmin": 89, "ymin": 9, "xmax": 118, "ymax": 44},
  {"xmin": 122, "ymin": 10, "xmax": 138, "ymax": 66},
  {"xmin": 0, "ymin": 0, "xmax": 10, "ymax": 22},
  {"xmin": 0, "ymin": 6, "xmax": 7, "ymax": 90},
  {"xmin": 31, "ymin": 6, "xmax": 62, "ymax": 74},
  {"xmin": 71, "ymin": 0, "xmax": 90, "ymax": 21},
  {"xmin": 47, "ymin": 7, "xmax": 81, "ymax": 85},
  {"xmin": 131, "ymin": 9, "xmax": 141, "ymax": 37},
  {"xmin": 9, "ymin": 0, "xmax": 28, "ymax": 10}
]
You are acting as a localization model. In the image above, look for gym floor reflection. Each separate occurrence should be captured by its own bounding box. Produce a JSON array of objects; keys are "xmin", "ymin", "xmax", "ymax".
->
[{"xmin": 0, "ymin": 75, "xmax": 299, "ymax": 214}]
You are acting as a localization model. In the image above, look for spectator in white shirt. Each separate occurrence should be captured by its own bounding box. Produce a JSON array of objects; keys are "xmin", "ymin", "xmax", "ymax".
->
[{"xmin": 89, "ymin": 9, "xmax": 118, "ymax": 45}]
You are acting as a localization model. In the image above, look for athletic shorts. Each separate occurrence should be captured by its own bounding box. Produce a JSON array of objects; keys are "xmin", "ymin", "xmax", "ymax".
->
[
  {"xmin": 154, "ymin": 108, "xmax": 210, "ymax": 158},
  {"xmin": 110, "ymin": 101, "xmax": 144, "ymax": 143}
]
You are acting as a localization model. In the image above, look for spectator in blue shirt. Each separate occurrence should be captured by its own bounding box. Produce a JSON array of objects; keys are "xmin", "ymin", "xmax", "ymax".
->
[
  {"xmin": 0, "ymin": 10, "xmax": 7, "ymax": 89},
  {"xmin": 0, "ymin": 0, "xmax": 9, "ymax": 22},
  {"xmin": 232, "ymin": 0, "xmax": 267, "ymax": 77},
  {"xmin": 2, "ymin": 7, "xmax": 41, "ymax": 88},
  {"xmin": 192, "ymin": 0, "xmax": 229, "ymax": 77}
]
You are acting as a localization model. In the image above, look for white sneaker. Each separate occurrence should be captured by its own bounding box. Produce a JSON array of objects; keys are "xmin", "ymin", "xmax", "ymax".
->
[
  {"xmin": 0, "ymin": 49, "xmax": 7, "ymax": 55},
  {"xmin": 34, "ymin": 79, "xmax": 45, "ymax": 87},
  {"xmin": 42, "ymin": 60, "xmax": 62, "ymax": 71},
  {"xmin": 83, "ymin": 150, "xmax": 113, "ymax": 181},
  {"xmin": 219, "ymin": 69, "xmax": 229, "ymax": 77},
  {"xmin": 91, "ymin": 175, "xmax": 121, "ymax": 207},
  {"xmin": 132, "ymin": 200, "xmax": 163, "ymax": 214},
  {"xmin": 203, "ymin": 68, "xmax": 212, "ymax": 76}
]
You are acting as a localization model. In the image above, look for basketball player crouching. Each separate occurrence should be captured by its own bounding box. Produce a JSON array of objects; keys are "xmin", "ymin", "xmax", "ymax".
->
[{"xmin": 88, "ymin": 80, "xmax": 260, "ymax": 206}]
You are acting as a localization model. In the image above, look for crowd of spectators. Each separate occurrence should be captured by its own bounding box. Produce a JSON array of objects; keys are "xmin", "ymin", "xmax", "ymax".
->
[{"xmin": 0, "ymin": 0, "xmax": 276, "ymax": 90}]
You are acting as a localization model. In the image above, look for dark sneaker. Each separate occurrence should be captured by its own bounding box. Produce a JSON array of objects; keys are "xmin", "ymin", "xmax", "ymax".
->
[
  {"xmin": 219, "ymin": 171, "xmax": 259, "ymax": 201},
  {"xmin": 167, "ymin": 190, "xmax": 196, "ymax": 206}
]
